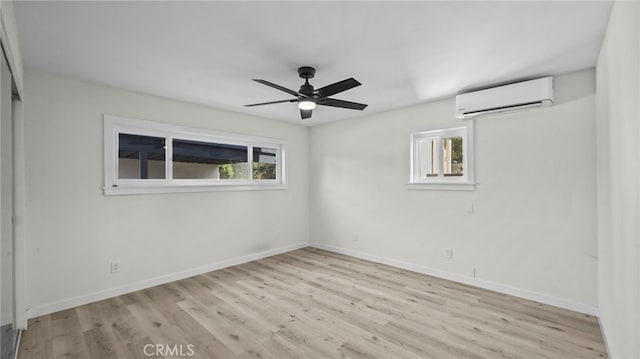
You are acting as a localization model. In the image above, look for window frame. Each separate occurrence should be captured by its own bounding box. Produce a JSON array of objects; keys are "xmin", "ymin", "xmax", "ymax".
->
[
  {"xmin": 104, "ymin": 115, "xmax": 287, "ymax": 195},
  {"xmin": 408, "ymin": 123, "xmax": 475, "ymax": 191}
]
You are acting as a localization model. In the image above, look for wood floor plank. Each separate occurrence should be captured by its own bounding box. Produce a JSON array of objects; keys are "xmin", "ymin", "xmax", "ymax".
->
[
  {"xmin": 82, "ymin": 327, "xmax": 122, "ymax": 359},
  {"xmin": 19, "ymin": 247, "xmax": 608, "ymax": 359},
  {"xmin": 126, "ymin": 290, "xmax": 235, "ymax": 358},
  {"xmin": 50, "ymin": 309, "xmax": 90, "ymax": 359},
  {"xmin": 125, "ymin": 297, "xmax": 199, "ymax": 357},
  {"xmin": 289, "ymin": 282, "xmax": 392, "ymax": 326},
  {"xmin": 176, "ymin": 296, "xmax": 269, "ymax": 355},
  {"xmin": 18, "ymin": 315, "xmax": 52, "ymax": 359},
  {"xmin": 122, "ymin": 336, "xmax": 163, "ymax": 359}
]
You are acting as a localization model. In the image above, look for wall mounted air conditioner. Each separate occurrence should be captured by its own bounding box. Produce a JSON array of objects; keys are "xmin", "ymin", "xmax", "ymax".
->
[{"xmin": 455, "ymin": 77, "xmax": 554, "ymax": 119}]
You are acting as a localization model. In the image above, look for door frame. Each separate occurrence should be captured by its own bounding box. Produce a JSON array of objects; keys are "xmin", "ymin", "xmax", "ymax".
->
[
  {"xmin": 11, "ymin": 97, "xmax": 24, "ymax": 330},
  {"xmin": 0, "ymin": 1, "xmax": 25, "ymax": 330}
]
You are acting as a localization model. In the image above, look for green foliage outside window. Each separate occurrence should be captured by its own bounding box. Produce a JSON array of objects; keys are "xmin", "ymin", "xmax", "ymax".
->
[
  {"xmin": 218, "ymin": 162, "xmax": 275, "ymax": 180},
  {"xmin": 218, "ymin": 163, "xmax": 248, "ymax": 179},
  {"xmin": 450, "ymin": 137, "xmax": 463, "ymax": 163},
  {"xmin": 253, "ymin": 162, "xmax": 276, "ymax": 179}
]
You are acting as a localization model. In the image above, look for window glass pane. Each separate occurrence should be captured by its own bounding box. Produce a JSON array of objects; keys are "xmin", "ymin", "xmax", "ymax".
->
[
  {"xmin": 443, "ymin": 136, "xmax": 463, "ymax": 176},
  {"xmin": 418, "ymin": 138, "xmax": 439, "ymax": 178},
  {"xmin": 252, "ymin": 147, "xmax": 278, "ymax": 180},
  {"xmin": 172, "ymin": 139, "xmax": 248, "ymax": 180},
  {"xmin": 118, "ymin": 133, "xmax": 166, "ymax": 179}
]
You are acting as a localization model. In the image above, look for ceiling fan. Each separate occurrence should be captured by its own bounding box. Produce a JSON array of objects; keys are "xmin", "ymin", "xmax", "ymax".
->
[{"xmin": 245, "ymin": 66, "xmax": 368, "ymax": 120}]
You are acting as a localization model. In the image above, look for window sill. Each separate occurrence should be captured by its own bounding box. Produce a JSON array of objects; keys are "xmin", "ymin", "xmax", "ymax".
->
[
  {"xmin": 103, "ymin": 184, "xmax": 288, "ymax": 196},
  {"xmin": 406, "ymin": 183, "xmax": 475, "ymax": 191}
]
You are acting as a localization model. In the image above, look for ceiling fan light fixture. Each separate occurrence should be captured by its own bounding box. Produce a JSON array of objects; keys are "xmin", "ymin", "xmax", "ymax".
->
[
  {"xmin": 246, "ymin": 67, "xmax": 367, "ymax": 120},
  {"xmin": 298, "ymin": 99, "xmax": 316, "ymax": 110}
]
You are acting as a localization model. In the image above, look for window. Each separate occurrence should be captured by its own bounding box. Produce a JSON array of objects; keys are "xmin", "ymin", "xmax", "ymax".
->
[
  {"xmin": 252, "ymin": 147, "xmax": 278, "ymax": 180},
  {"xmin": 172, "ymin": 139, "xmax": 247, "ymax": 180},
  {"xmin": 104, "ymin": 115, "xmax": 286, "ymax": 195},
  {"xmin": 118, "ymin": 134, "xmax": 166, "ymax": 179},
  {"xmin": 409, "ymin": 123, "xmax": 474, "ymax": 190}
]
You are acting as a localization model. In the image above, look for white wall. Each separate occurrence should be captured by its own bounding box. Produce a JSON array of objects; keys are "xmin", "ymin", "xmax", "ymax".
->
[
  {"xmin": 22, "ymin": 70, "xmax": 309, "ymax": 314},
  {"xmin": 596, "ymin": 2, "xmax": 640, "ymax": 358},
  {"xmin": 310, "ymin": 69, "xmax": 598, "ymax": 309},
  {"xmin": 23, "ymin": 68, "xmax": 603, "ymax": 321}
]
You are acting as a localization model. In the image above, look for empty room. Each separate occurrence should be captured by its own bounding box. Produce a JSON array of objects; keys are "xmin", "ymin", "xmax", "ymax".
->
[{"xmin": 0, "ymin": 0, "xmax": 638, "ymax": 358}]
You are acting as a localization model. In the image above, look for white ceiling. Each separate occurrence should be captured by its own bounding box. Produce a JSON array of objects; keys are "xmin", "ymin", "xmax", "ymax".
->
[{"xmin": 15, "ymin": 1, "xmax": 613, "ymax": 126}]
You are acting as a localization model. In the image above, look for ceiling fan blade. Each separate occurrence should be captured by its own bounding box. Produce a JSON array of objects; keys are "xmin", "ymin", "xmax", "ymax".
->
[
  {"xmin": 316, "ymin": 78, "xmax": 361, "ymax": 98},
  {"xmin": 317, "ymin": 98, "xmax": 368, "ymax": 110},
  {"xmin": 252, "ymin": 79, "xmax": 302, "ymax": 97},
  {"xmin": 244, "ymin": 99, "xmax": 297, "ymax": 107},
  {"xmin": 300, "ymin": 109, "xmax": 313, "ymax": 120}
]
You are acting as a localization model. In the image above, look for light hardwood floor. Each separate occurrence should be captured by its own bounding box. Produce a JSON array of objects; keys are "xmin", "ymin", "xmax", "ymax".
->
[{"xmin": 18, "ymin": 248, "xmax": 607, "ymax": 358}]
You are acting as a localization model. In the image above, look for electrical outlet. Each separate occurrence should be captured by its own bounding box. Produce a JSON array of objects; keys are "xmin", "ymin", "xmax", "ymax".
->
[
  {"xmin": 110, "ymin": 261, "xmax": 120, "ymax": 274},
  {"xmin": 464, "ymin": 203, "xmax": 474, "ymax": 214},
  {"xmin": 444, "ymin": 248, "xmax": 453, "ymax": 259}
]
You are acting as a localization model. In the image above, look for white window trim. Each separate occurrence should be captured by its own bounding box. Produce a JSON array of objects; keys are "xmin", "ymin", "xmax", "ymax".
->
[
  {"xmin": 104, "ymin": 114, "xmax": 287, "ymax": 195},
  {"xmin": 407, "ymin": 122, "xmax": 475, "ymax": 191}
]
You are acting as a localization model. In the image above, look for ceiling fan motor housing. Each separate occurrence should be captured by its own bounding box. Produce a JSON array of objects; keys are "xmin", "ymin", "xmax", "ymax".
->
[
  {"xmin": 298, "ymin": 67, "xmax": 316, "ymax": 97},
  {"xmin": 298, "ymin": 66, "xmax": 316, "ymax": 79},
  {"xmin": 299, "ymin": 83, "xmax": 315, "ymax": 97}
]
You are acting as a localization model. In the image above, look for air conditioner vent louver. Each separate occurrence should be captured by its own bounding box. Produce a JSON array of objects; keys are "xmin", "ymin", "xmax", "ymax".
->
[{"xmin": 455, "ymin": 77, "xmax": 554, "ymax": 119}]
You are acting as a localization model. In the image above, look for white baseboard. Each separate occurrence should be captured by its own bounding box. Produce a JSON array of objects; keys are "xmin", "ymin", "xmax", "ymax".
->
[
  {"xmin": 310, "ymin": 242, "xmax": 600, "ymax": 317},
  {"xmin": 597, "ymin": 314, "xmax": 612, "ymax": 358},
  {"xmin": 26, "ymin": 242, "xmax": 308, "ymax": 319},
  {"xmin": 27, "ymin": 241, "xmax": 600, "ymax": 320}
]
